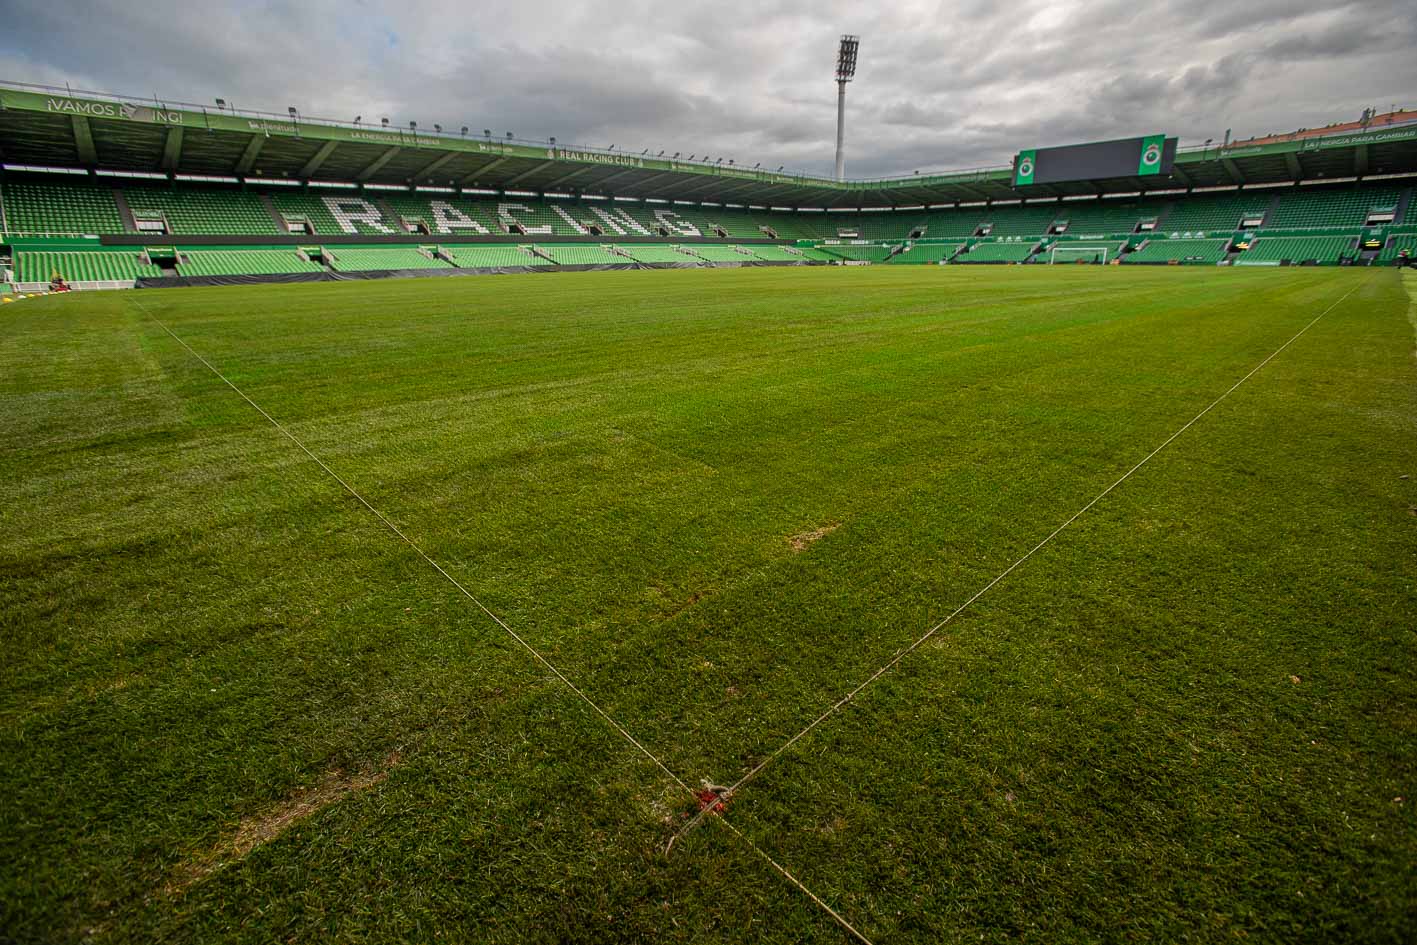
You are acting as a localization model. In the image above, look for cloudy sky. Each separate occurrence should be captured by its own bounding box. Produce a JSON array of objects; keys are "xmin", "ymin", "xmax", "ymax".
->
[{"xmin": 2, "ymin": 0, "xmax": 1414, "ymax": 178}]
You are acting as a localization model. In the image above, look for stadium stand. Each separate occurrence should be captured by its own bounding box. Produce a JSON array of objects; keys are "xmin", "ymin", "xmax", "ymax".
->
[
  {"xmin": 536, "ymin": 245, "xmax": 626, "ymax": 265},
  {"xmin": 690, "ymin": 244, "xmax": 758, "ymax": 262},
  {"xmin": 747, "ymin": 245, "xmax": 807, "ymax": 262},
  {"xmin": 1239, "ymin": 234, "xmax": 1355, "ymax": 264},
  {"xmin": 2, "ymin": 177, "xmax": 125, "ymax": 234},
  {"xmin": 913, "ymin": 208, "xmax": 987, "ymax": 238},
  {"xmin": 886, "ymin": 242, "xmax": 961, "ymax": 264},
  {"xmin": 2, "ymin": 167, "xmax": 1413, "ymax": 283},
  {"xmin": 15, "ymin": 249, "xmax": 162, "ymax": 283},
  {"xmin": 383, "ymin": 193, "xmax": 497, "ymax": 235},
  {"xmin": 327, "ymin": 247, "xmax": 451, "ymax": 271},
  {"xmin": 820, "ymin": 244, "xmax": 895, "ymax": 263},
  {"xmin": 1160, "ymin": 191, "xmax": 1270, "ymax": 232},
  {"xmin": 124, "ymin": 186, "xmax": 280, "ymax": 235},
  {"xmin": 852, "ymin": 215, "xmax": 918, "ymax": 240},
  {"xmin": 979, "ymin": 204, "xmax": 1060, "ymax": 237},
  {"xmin": 1266, "ymin": 187, "xmax": 1403, "ymax": 229},
  {"xmin": 489, "ymin": 201, "xmax": 586, "ymax": 237},
  {"xmin": 271, "ymin": 191, "xmax": 398, "ymax": 235},
  {"xmin": 736, "ymin": 210, "xmax": 817, "ymax": 240},
  {"xmin": 1378, "ymin": 234, "xmax": 1417, "ymax": 263},
  {"xmin": 618, "ymin": 244, "xmax": 701, "ymax": 263},
  {"xmin": 442, "ymin": 245, "xmax": 550, "ymax": 268},
  {"xmin": 1123, "ymin": 237, "xmax": 1230, "ymax": 264},
  {"xmin": 1050, "ymin": 198, "xmax": 1158, "ymax": 234},
  {"xmin": 178, "ymin": 249, "xmax": 323, "ymax": 276},
  {"xmin": 957, "ymin": 241, "xmax": 1036, "ymax": 263}
]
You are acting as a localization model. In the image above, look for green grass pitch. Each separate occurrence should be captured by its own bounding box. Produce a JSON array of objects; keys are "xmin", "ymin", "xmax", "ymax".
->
[{"xmin": 2, "ymin": 266, "xmax": 1414, "ymax": 943}]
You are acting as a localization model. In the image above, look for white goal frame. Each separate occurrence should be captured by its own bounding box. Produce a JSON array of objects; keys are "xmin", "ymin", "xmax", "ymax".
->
[{"xmin": 1048, "ymin": 245, "xmax": 1111, "ymax": 264}]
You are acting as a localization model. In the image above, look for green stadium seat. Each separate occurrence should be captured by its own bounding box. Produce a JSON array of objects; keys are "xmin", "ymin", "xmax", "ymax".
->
[
  {"xmin": 912, "ymin": 208, "xmax": 986, "ymax": 238},
  {"xmin": 689, "ymin": 245, "xmax": 758, "ymax": 262},
  {"xmin": 15, "ymin": 250, "xmax": 163, "ymax": 283},
  {"xmin": 1267, "ymin": 187, "xmax": 1403, "ymax": 229},
  {"xmin": 956, "ymin": 241, "xmax": 1036, "ymax": 262},
  {"xmin": 1378, "ymin": 234, "xmax": 1417, "ymax": 263},
  {"xmin": 1160, "ymin": 192, "xmax": 1269, "ymax": 232},
  {"xmin": 271, "ymin": 191, "xmax": 398, "ymax": 235},
  {"xmin": 1050, "ymin": 199, "xmax": 1159, "ymax": 235},
  {"xmin": 1239, "ymin": 234, "xmax": 1355, "ymax": 264},
  {"xmin": 442, "ymin": 245, "xmax": 551, "ymax": 267},
  {"xmin": 818, "ymin": 244, "xmax": 896, "ymax": 263},
  {"xmin": 886, "ymin": 242, "xmax": 961, "ymax": 264},
  {"xmin": 535, "ymin": 245, "xmax": 627, "ymax": 265},
  {"xmin": 326, "ymin": 247, "xmax": 451, "ymax": 271},
  {"xmin": 1122, "ymin": 238, "xmax": 1230, "ymax": 264},
  {"xmin": 978, "ymin": 205, "xmax": 1059, "ymax": 237},
  {"xmin": 176, "ymin": 249, "xmax": 324, "ymax": 276},
  {"xmin": 747, "ymin": 245, "xmax": 809, "ymax": 262},
  {"xmin": 618, "ymin": 245, "xmax": 702, "ymax": 263},
  {"xmin": 125, "ymin": 186, "xmax": 280, "ymax": 235},
  {"xmin": 3, "ymin": 178, "xmax": 124, "ymax": 235},
  {"xmin": 383, "ymin": 193, "xmax": 500, "ymax": 235}
]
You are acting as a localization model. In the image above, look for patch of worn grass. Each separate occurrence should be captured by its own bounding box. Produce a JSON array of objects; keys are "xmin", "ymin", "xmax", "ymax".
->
[{"xmin": 2, "ymin": 266, "xmax": 1413, "ymax": 943}]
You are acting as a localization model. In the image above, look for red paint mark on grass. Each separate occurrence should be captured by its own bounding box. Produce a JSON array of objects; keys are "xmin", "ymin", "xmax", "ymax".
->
[{"xmin": 693, "ymin": 787, "xmax": 728, "ymax": 815}]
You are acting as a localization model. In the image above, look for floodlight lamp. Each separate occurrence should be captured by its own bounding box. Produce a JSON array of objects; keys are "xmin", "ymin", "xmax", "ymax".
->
[
  {"xmin": 215, "ymin": 98, "xmax": 226, "ymax": 108},
  {"xmin": 836, "ymin": 35, "xmax": 860, "ymax": 82},
  {"xmin": 288, "ymin": 106, "xmax": 298, "ymax": 116}
]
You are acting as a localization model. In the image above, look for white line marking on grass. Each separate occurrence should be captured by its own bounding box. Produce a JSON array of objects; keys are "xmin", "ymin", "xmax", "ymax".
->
[
  {"xmin": 128, "ymin": 297, "xmax": 692, "ymax": 795},
  {"xmin": 713, "ymin": 817, "xmax": 876, "ymax": 944},
  {"xmin": 131, "ymin": 296, "xmax": 875, "ymax": 945},
  {"xmin": 671, "ymin": 275, "xmax": 1371, "ymax": 848}
]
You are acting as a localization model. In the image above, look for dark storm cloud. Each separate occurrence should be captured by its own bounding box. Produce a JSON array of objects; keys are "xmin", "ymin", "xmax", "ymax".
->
[{"xmin": 2, "ymin": 0, "xmax": 1413, "ymax": 178}]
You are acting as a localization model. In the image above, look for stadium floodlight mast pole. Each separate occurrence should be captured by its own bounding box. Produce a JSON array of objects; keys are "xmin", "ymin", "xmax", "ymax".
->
[{"xmin": 834, "ymin": 34, "xmax": 860, "ymax": 181}]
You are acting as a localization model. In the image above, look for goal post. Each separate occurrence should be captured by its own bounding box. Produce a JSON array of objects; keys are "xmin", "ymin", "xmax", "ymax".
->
[{"xmin": 1048, "ymin": 245, "xmax": 1111, "ymax": 264}]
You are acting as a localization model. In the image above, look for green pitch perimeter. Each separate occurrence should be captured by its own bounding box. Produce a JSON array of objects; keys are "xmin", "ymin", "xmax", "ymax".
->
[{"xmin": 3, "ymin": 267, "xmax": 1414, "ymax": 944}]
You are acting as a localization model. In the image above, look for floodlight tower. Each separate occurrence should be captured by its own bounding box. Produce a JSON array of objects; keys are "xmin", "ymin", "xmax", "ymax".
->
[{"xmin": 834, "ymin": 34, "xmax": 860, "ymax": 181}]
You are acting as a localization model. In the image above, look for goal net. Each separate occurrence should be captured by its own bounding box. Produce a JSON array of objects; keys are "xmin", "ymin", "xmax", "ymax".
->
[{"xmin": 1048, "ymin": 245, "xmax": 1111, "ymax": 264}]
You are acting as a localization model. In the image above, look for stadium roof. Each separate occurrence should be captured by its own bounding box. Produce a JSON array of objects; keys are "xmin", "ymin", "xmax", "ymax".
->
[{"xmin": 2, "ymin": 81, "xmax": 1416, "ymax": 208}]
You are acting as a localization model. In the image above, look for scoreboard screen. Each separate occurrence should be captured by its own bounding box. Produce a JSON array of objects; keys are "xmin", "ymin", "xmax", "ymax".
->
[{"xmin": 1014, "ymin": 135, "xmax": 1178, "ymax": 186}]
